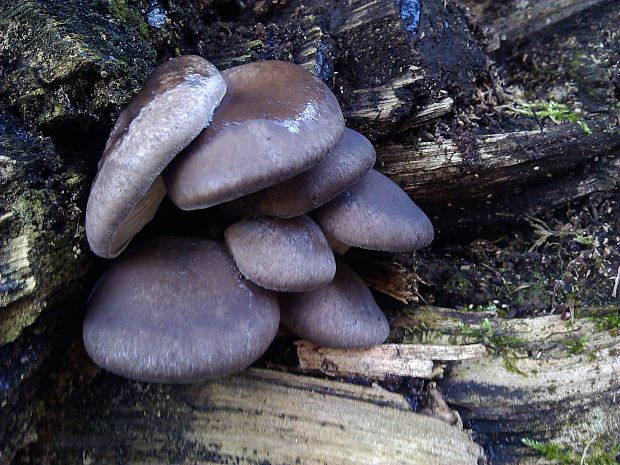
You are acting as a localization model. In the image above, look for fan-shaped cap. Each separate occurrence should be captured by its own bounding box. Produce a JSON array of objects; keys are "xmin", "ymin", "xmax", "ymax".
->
[
  {"xmin": 313, "ymin": 169, "xmax": 434, "ymax": 252},
  {"xmin": 224, "ymin": 215, "xmax": 335, "ymax": 292},
  {"xmin": 163, "ymin": 60, "xmax": 345, "ymax": 210},
  {"xmin": 86, "ymin": 55, "xmax": 226, "ymax": 258},
  {"xmin": 229, "ymin": 128, "xmax": 376, "ymax": 218},
  {"xmin": 83, "ymin": 237, "xmax": 280, "ymax": 383},
  {"xmin": 281, "ymin": 261, "xmax": 389, "ymax": 349}
]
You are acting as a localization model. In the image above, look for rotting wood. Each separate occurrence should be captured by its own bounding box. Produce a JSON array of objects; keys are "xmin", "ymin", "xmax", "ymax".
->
[
  {"xmin": 30, "ymin": 368, "xmax": 486, "ymax": 465},
  {"xmin": 389, "ymin": 305, "xmax": 620, "ymax": 464},
  {"xmin": 378, "ymin": 116, "xmax": 620, "ymax": 204},
  {"xmin": 462, "ymin": 0, "xmax": 610, "ymax": 50},
  {"xmin": 296, "ymin": 340, "xmax": 486, "ymax": 380},
  {"xmin": 346, "ymin": 252, "xmax": 421, "ymax": 304}
]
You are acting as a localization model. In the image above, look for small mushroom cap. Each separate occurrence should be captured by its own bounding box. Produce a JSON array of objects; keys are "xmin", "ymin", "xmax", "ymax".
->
[
  {"xmin": 280, "ymin": 261, "xmax": 389, "ymax": 349},
  {"xmin": 83, "ymin": 237, "xmax": 280, "ymax": 383},
  {"xmin": 86, "ymin": 55, "xmax": 226, "ymax": 258},
  {"xmin": 163, "ymin": 60, "xmax": 345, "ymax": 210},
  {"xmin": 229, "ymin": 128, "xmax": 376, "ymax": 218},
  {"xmin": 313, "ymin": 169, "xmax": 434, "ymax": 252},
  {"xmin": 224, "ymin": 215, "xmax": 336, "ymax": 292}
]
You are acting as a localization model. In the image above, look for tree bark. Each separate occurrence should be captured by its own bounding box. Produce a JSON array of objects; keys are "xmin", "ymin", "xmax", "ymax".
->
[
  {"xmin": 25, "ymin": 367, "xmax": 485, "ymax": 465},
  {"xmin": 389, "ymin": 306, "xmax": 620, "ymax": 464}
]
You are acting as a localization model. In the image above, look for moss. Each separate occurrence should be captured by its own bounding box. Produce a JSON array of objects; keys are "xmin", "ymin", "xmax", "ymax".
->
[
  {"xmin": 0, "ymin": 0, "xmax": 155, "ymax": 127},
  {"xmin": 0, "ymin": 113, "xmax": 91, "ymax": 344},
  {"xmin": 564, "ymin": 333, "xmax": 591, "ymax": 356},
  {"xmin": 522, "ymin": 438, "xmax": 620, "ymax": 465},
  {"xmin": 104, "ymin": 0, "xmax": 150, "ymax": 39},
  {"xmin": 502, "ymin": 356, "xmax": 528, "ymax": 377},
  {"xmin": 589, "ymin": 311, "xmax": 620, "ymax": 334},
  {"xmin": 455, "ymin": 318, "xmax": 526, "ymax": 354},
  {"xmin": 514, "ymin": 100, "xmax": 591, "ymax": 134}
]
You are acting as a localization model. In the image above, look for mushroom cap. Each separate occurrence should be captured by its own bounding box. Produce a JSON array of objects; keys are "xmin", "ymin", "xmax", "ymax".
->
[
  {"xmin": 313, "ymin": 169, "xmax": 434, "ymax": 252},
  {"xmin": 86, "ymin": 55, "xmax": 226, "ymax": 258},
  {"xmin": 229, "ymin": 128, "xmax": 376, "ymax": 218},
  {"xmin": 163, "ymin": 60, "xmax": 345, "ymax": 210},
  {"xmin": 280, "ymin": 261, "xmax": 389, "ymax": 349},
  {"xmin": 224, "ymin": 215, "xmax": 336, "ymax": 292},
  {"xmin": 83, "ymin": 237, "xmax": 280, "ymax": 383}
]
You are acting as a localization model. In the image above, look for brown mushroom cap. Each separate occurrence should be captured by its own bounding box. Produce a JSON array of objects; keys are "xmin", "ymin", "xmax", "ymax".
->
[
  {"xmin": 224, "ymin": 215, "xmax": 335, "ymax": 292},
  {"xmin": 163, "ymin": 61, "xmax": 345, "ymax": 210},
  {"xmin": 313, "ymin": 169, "xmax": 434, "ymax": 252},
  {"xmin": 229, "ymin": 128, "xmax": 376, "ymax": 218},
  {"xmin": 280, "ymin": 261, "xmax": 389, "ymax": 349},
  {"xmin": 83, "ymin": 237, "xmax": 280, "ymax": 383},
  {"xmin": 86, "ymin": 55, "xmax": 226, "ymax": 258}
]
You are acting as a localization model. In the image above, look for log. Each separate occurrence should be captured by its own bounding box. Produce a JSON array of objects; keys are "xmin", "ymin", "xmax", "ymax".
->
[
  {"xmin": 462, "ymin": 0, "xmax": 611, "ymax": 50},
  {"xmin": 295, "ymin": 340, "xmax": 486, "ymax": 380},
  {"xmin": 379, "ymin": 116, "xmax": 620, "ymax": 204},
  {"xmin": 27, "ymin": 367, "xmax": 486, "ymax": 465},
  {"xmin": 0, "ymin": 114, "xmax": 91, "ymax": 345},
  {"xmin": 389, "ymin": 306, "xmax": 620, "ymax": 464}
]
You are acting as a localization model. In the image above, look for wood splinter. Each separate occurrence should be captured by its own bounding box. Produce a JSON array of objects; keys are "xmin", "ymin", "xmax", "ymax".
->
[{"xmin": 296, "ymin": 340, "xmax": 487, "ymax": 379}]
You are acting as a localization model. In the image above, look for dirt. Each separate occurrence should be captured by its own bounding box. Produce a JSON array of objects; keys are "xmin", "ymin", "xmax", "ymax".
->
[{"xmin": 417, "ymin": 192, "xmax": 620, "ymax": 317}]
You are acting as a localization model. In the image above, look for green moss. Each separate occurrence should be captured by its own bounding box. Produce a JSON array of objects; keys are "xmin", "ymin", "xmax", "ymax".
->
[
  {"xmin": 456, "ymin": 318, "xmax": 526, "ymax": 354},
  {"xmin": 1, "ymin": 1, "xmax": 155, "ymax": 126},
  {"xmin": 564, "ymin": 333, "xmax": 591, "ymax": 355},
  {"xmin": 514, "ymin": 100, "xmax": 591, "ymax": 134},
  {"xmin": 522, "ymin": 438, "xmax": 620, "ymax": 465},
  {"xmin": 589, "ymin": 311, "xmax": 620, "ymax": 334},
  {"xmin": 502, "ymin": 356, "xmax": 528, "ymax": 377},
  {"xmin": 104, "ymin": 0, "xmax": 150, "ymax": 39}
]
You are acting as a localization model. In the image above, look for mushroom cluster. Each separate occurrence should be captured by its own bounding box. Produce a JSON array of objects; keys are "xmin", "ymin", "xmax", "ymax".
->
[{"xmin": 84, "ymin": 55, "xmax": 434, "ymax": 383}]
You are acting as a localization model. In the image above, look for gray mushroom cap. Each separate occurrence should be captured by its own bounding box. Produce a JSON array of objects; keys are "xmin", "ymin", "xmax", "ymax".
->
[
  {"xmin": 224, "ymin": 215, "xmax": 336, "ymax": 292},
  {"xmin": 280, "ymin": 261, "xmax": 389, "ymax": 349},
  {"xmin": 313, "ymin": 169, "xmax": 434, "ymax": 252},
  {"xmin": 85, "ymin": 55, "xmax": 226, "ymax": 259},
  {"xmin": 163, "ymin": 60, "xmax": 345, "ymax": 210},
  {"xmin": 83, "ymin": 237, "xmax": 280, "ymax": 383},
  {"xmin": 230, "ymin": 128, "xmax": 376, "ymax": 218}
]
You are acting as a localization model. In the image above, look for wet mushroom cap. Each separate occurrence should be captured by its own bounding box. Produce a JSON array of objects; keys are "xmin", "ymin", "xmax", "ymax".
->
[
  {"xmin": 163, "ymin": 60, "xmax": 346, "ymax": 210},
  {"xmin": 313, "ymin": 169, "xmax": 434, "ymax": 252},
  {"xmin": 280, "ymin": 260, "xmax": 389, "ymax": 349},
  {"xmin": 83, "ymin": 237, "xmax": 280, "ymax": 383},
  {"xmin": 86, "ymin": 55, "xmax": 226, "ymax": 258},
  {"xmin": 229, "ymin": 128, "xmax": 376, "ymax": 218},
  {"xmin": 224, "ymin": 215, "xmax": 336, "ymax": 292}
]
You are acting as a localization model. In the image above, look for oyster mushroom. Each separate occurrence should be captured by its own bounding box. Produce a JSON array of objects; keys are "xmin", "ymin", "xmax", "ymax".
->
[
  {"xmin": 86, "ymin": 55, "xmax": 226, "ymax": 258},
  {"xmin": 229, "ymin": 128, "xmax": 376, "ymax": 218},
  {"xmin": 224, "ymin": 215, "xmax": 336, "ymax": 292},
  {"xmin": 280, "ymin": 260, "xmax": 389, "ymax": 349},
  {"xmin": 313, "ymin": 169, "xmax": 434, "ymax": 253},
  {"xmin": 163, "ymin": 60, "xmax": 345, "ymax": 210},
  {"xmin": 83, "ymin": 237, "xmax": 280, "ymax": 383}
]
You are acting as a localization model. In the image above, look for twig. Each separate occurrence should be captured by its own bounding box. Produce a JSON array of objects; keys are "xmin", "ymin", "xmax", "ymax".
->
[
  {"xmin": 612, "ymin": 266, "xmax": 620, "ymax": 298},
  {"xmin": 580, "ymin": 435, "xmax": 597, "ymax": 465}
]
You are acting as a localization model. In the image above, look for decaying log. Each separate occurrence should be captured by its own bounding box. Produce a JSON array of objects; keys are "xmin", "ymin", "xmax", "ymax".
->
[
  {"xmin": 210, "ymin": 0, "xmax": 487, "ymax": 140},
  {"xmin": 462, "ymin": 0, "xmax": 611, "ymax": 50},
  {"xmin": 296, "ymin": 340, "xmax": 486, "ymax": 379},
  {"xmin": 28, "ymin": 368, "xmax": 486, "ymax": 465},
  {"xmin": 379, "ymin": 116, "xmax": 620, "ymax": 204},
  {"xmin": 389, "ymin": 306, "xmax": 620, "ymax": 464},
  {"xmin": 0, "ymin": 114, "xmax": 90, "ymax": 344}
]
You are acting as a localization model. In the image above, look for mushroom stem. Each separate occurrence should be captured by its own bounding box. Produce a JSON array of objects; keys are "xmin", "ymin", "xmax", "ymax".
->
[{"xmin": 324, "ymin": 232, "xmax": 351, "ymax": 255}]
